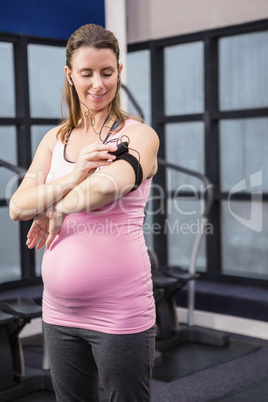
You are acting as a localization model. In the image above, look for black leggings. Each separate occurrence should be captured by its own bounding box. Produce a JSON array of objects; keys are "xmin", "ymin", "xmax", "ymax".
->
[{"xmin": 44, "ymin": 322, "xmax": 156, "ymax": 402}]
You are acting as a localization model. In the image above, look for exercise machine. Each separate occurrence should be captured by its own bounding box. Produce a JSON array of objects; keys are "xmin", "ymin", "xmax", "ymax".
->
[
  {"xmin": 0, "ymin": 298, "xmax": 53, "ymax": 402},
  {"xmin": 0, "ymin": 159, "xmax": 54, "ymax": 400},
  {"xmin": 150, "ymin": 159, "xmax": 229, "ymax": 354}
]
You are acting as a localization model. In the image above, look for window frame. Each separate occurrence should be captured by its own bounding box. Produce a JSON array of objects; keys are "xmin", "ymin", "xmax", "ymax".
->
[
  {"xmin": 1, "ymin": 19, "xmax": 268, "ymax": 289},
  {"xmin": 0, "ymin": 33, "xmax": 66, "ymax": 289},
  {"xmin": 128, "ymin": 18, "xmax": 268, "ymax": 288}
]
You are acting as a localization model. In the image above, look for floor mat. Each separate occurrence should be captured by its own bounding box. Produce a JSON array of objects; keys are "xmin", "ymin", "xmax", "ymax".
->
[
  {"xmin": 11, "ymin": 391, "xmax": 56, "ymax": 402},
  {"xmin": 11, "ymin": 389, "xmax": 108, "ymax": 402},
  {"xmin": 215, "ymin": 380, "xmax": 268, "ymax": 401},
  {"xmin": 153, "ymin": 340, "xmax": 260, "ymax": 382}
]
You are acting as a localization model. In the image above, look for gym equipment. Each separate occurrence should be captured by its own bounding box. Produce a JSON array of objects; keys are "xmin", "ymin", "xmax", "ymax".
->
[
  {"xmin": 150, "ymin": 159, "xmax": 229, "ymax": 353},
  {"xmin": 0, "ymin": 298, "xmax": 53, "ymax": 401},
  {"xmin": 0, "ymin": 160, "xmax": 53, "ymax": 400}
]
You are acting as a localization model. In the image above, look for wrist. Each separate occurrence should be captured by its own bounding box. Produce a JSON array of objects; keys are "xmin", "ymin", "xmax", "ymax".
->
[
  {"xmin": 55, "ymin": 201, "xmax": 65, "ymax": 215},
  {"xmin": 69, "ymin": 169, "xmax": 90, "ymax": 186}
]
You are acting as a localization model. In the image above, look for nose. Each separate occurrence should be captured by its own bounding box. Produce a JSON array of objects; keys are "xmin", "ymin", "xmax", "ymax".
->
[{"xmin": 92, "ymin": 74, "xmax": 103, "ymax": 89}]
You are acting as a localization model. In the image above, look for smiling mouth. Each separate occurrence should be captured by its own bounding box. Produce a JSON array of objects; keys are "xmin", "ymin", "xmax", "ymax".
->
[{"xmin": 89, "ymin": 92, "xmax": 107, "ymax": 99}]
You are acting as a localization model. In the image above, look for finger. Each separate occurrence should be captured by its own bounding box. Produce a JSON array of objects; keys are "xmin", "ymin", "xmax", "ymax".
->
[
  {"xmin": 46, "ymin": 232, "xmax": 58, "ymax": 250},
  {"xmin": 84, "ymin": 143, "xmax": 117, "ymax": 154},
  {"xmin": 91, "ymin": 142, "xmax": 117, "ymax": 150},
  {"xmin": 27, "ymin": 233, "xmax": 43, "ymax": 249},
  {"xmin": 82, "ymin": 150, "xmax": 116, "ymax": 162},
  {"xmin": 27, "ymin": 238, "xmax": 39, "ymax": 249},
  {"xmin": 36, "ymin": 233, "xmax": 48, "ymax": 250},
  {"xmin": 27, "ymin": 224, "xmax": 48, "ymax": 248},
  {"xmin": 45, "ymin": 216, "xmax": 62, "ymax": 249},
  {"xmin": 99, "ymin": 152, "xmax": 117, "ymax": 160},
  {"xmin": 27, "ymin": 221, "xmax": 40, "ymax": 239},
  {"xmin": 33, "ymin": 229, "xmax": 47, "ymax": 249},
  {"xmin": 27, "ymin": 217, "xmax": 48, "ymax": 241},
  {"xmin": 26, "ymin": 232, "xmax": 39, "ymax": 247}
]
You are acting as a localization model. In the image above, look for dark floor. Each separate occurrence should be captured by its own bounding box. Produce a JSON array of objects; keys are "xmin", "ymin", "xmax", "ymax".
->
[
  {"xmin": 1, "ymin": 285, "xmax": 268, "ymax": 401},
  {"xmin": 10, "ymin": 391, "xmax": 55, "ymax": 402},
  {"xmin": 10, "ymin": 331, "xmax": 267, "ymax": 402}
]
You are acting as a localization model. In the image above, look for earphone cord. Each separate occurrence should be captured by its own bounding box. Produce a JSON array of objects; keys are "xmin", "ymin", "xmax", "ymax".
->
[
  {"xmin": 79, "ymin": 101, "xmax": 112, "ymax": 143},
  {"xmin": 79, "ymin": 101, "xmax": 141, "ymax": 164}
]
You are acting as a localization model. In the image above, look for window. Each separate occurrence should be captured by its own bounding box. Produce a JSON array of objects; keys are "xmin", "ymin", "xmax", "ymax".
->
[
  {"xmin": 127, "ymin": 49, "xmax": 151, "ymax": 124},
  {"xmin": 220, "ymin": 118, "xmax": 268, "ymax": 193},
  {"xmin": 219, "ymin": 31, "xmax": 268, "ymax": 111},
  {"xmin": 221, "ymin": 201, "xmax": 268, "ymax": 277},
  {"xmin": 0, "ymin": 207, "xmax": 20, "ymax": 282},
  {"xmin": 165, "ymin": 122, "xmax": 204, "ymax": 189},
  {"xmin": 127, "ymin": 49, "xmax": 153, "ymax": 248},
  {"xmin": 28, "ymin": 44, "xmax": 66, "ymax": 118},
  {"xmin": 163, "ymin": 41, "xmax": 205, "ymax": 270},
  {"xmin": 219, "ymin": 30, "xmax": 268, "ymax": 280},
  {"xmin": 128, "ymin": 19, "xmax": 268, "ymax": 287},
  {"xmin": 1, "ymin": 20, "xmax": 268, "ymax": 288},
  {"xmin": 164, "ymin": 42, "xmax": 204, "ymax": 115},
  {"xmin": 0, "ymin": 125, "xmax": 20, "ymax": 282},
  {"xmin": 0, "ymin": 42, "xmax": 15, "ymax": 117},
  {"xmin": 165, "ymin": 122, "xmax": 206, "ymax": 270},
  {"xmin": 0, "ymin": 33, "xmax": 66, "ymax": 286}
]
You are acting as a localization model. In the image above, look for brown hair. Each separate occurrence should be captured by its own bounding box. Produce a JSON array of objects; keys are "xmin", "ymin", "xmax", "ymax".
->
[{"xmin": 57, "ymin": 24, "xmax": 142, "ymax": 143}]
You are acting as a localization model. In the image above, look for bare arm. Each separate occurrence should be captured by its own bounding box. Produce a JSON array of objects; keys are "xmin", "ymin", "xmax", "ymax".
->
[
  {"xmin": 9, "ymin": 126, "xmax": 117, "ymax": 221},
  {"xmin": 26, "ymin": 123, "xmax": 159, "ymax": 249},
  {"xmin": 56, "ymin": 123, "xmax": 159, "ymax": 214}
]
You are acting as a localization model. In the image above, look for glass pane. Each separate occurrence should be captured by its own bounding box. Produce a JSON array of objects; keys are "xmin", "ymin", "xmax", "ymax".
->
[
  {"xmin": 35, "ymin": 248, "xmax": 45, "ymax": 277},
  {"xmin": 165, "ymin": 122, "xmax": 205, "ymax": 190},
  {"xmin": 144, "ymin": 195, "xmax": 154, "ymax": 251},
  {"xmin": 0, "ymin": 207, "xmax": 21, "ymax": 283},
  {"xmin": 0, "ymin": 126, "xmax": 18, "ymax": 200},
  {"xmin": 127, "ymin": 50, "xmax": 151, "ymax": 125},
  {"xmin": 31, "ymin": 125, "xmax": 55, "ymax": 157},
  {"xmin": 164, "ymin": 42, "xmax": 204, "ymax": 115},
  {"xmin": 221, "ymin": 201, "xmax": 268, "ymax": 277},
  {"xmin": 167, "ymin": 199, "xmax": 207, "ymax": 271},
  {"xmin": 219, "ymin": 31, "xmax": 268, "ymax": 110},
  {"xmin": 28, "ymin": 44, "xmax": 65, "ymax": 118},
  {"xmin": 0, "ymin": 42, "xmax": 15, "ymax": 117},
  {"xmin": 31, "ymin": 125, "xmax": 54, "ymax": 276},
  {"xmin": 220, "ymin": 118, "xmax": 268, "ymax": 193}
]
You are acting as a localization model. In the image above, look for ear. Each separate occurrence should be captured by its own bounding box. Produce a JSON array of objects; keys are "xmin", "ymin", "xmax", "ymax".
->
[
  {"xmin": 118, "ymin": 64, "xmax": 123, "ymax": 80},
  {"xmin": 64, "ymin": 66, "xmax": 73, "ymax": 85}
]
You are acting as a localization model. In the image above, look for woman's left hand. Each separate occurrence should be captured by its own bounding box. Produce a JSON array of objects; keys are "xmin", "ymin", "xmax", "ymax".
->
[{"xmin": 26, "ymin": 207, "xmax": 66, "ymax": 250}]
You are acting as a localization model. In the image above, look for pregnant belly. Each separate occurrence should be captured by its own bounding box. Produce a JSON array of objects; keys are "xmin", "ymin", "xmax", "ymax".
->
[{"xmin": 42, "ymin": 230, "xmax": 150, "ymax": 300}]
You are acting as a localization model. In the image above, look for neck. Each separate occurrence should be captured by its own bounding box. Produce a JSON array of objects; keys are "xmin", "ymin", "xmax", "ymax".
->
[{"xmin": 80, "ymin": 107, "xmax": 112, "ymax": 141}]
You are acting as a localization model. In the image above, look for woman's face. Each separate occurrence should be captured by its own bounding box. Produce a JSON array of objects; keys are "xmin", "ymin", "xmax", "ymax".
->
[{"xmin": 65, "ymin": 46, "xmax": 122, "ymax": 114}]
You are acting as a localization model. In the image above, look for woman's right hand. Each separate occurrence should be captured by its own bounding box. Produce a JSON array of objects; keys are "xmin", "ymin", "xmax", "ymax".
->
[
  {"xmin": 70, "ymin": 142, "xmax": 117, "ymax": 183},
  {"xmin": 26, "ymin": 207, "xmax": 66, "ymax": 250}
]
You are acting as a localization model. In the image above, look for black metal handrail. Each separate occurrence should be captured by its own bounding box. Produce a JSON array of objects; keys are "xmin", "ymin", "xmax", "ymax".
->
[
  {"xmin": 157, "ymin": 158, "xmax": 214, "ymax": 218},
  {"xmin": 0, "ymin": 159, "xmax": 26, "ymax": 175},
  {"xmin": 121, "ymin": 83, "xmax": 144, "ymax": 119}
]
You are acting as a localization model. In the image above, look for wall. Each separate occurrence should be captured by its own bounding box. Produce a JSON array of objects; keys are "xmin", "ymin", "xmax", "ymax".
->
[
  {"xmin": 0, "ymin": 0, "xmax": 105, "ymax": 40},
  {"xmin": 105, "ymin": 0, "xmax": 128, "ymax": 108},
  {"xmin": 127, "ymin": 0, "xmax": 268, "ymax": 43}
]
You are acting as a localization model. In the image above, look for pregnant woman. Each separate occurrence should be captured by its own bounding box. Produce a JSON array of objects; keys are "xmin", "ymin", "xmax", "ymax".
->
[{"xmin": 10, "ymin": 23, "xmax": 159, "ymax": 402}]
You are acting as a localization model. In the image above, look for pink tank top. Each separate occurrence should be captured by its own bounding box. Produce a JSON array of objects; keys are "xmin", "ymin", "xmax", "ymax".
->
[{"xmin": 42, "ymin": 119, "xmax": 156, "ymax": 334}]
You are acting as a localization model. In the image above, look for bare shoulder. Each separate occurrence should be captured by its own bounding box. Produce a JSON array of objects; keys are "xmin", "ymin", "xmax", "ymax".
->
[
  {"xmin": 123, "ymin": 122, "xmax": 159, "ymax": 149},
  {"xmin": 28, "ymin": 125, "xmax": 63, "ymax": 172},
  {"xmin": 38, "ymin": 125, "xmax": 63, "ymax": 153}
]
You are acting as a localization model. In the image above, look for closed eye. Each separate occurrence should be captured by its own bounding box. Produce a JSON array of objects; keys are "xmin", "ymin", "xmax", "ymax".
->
[{"xmin": 81, "ymin": 73, "xmax": 113, "ymax": 78}]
